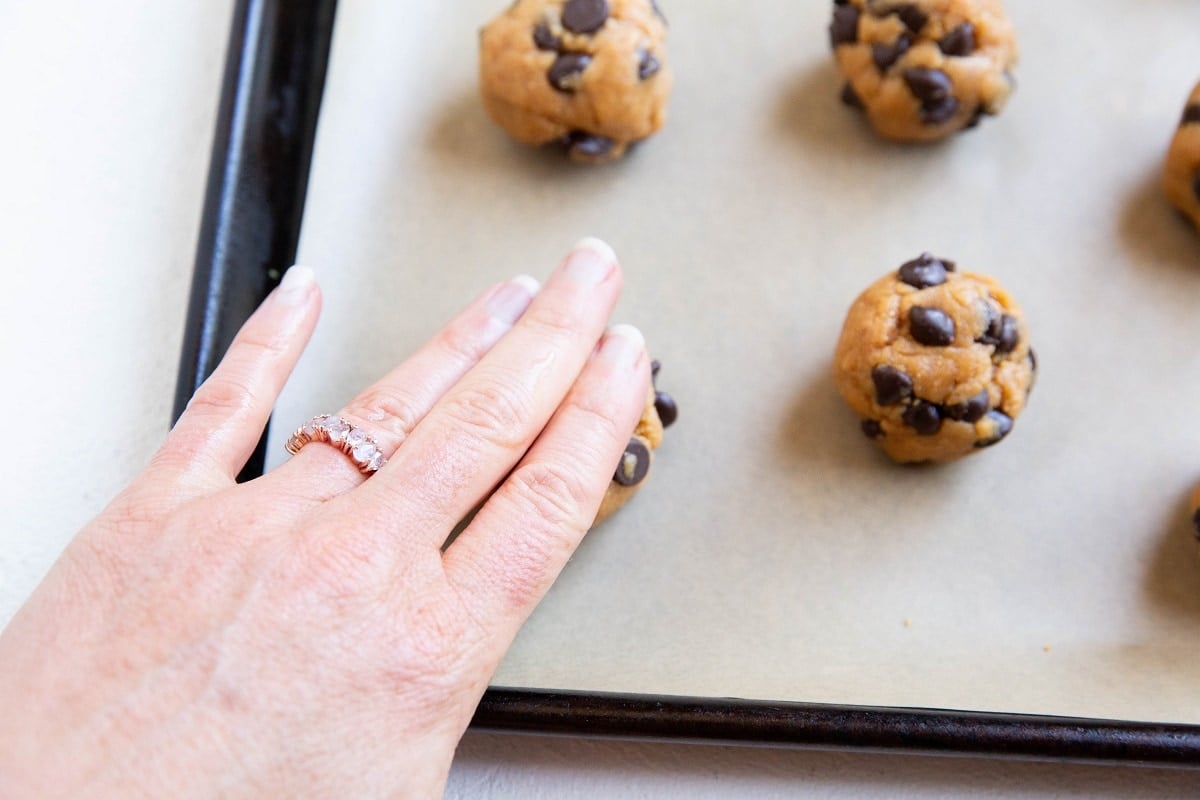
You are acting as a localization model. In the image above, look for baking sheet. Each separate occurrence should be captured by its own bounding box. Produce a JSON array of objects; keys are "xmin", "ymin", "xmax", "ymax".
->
[{"xmin": 271, "ymin": 0, "xmax": 1200, "ymax": 723}]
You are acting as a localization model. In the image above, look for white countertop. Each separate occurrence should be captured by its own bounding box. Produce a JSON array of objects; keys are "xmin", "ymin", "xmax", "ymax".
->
[{"xmin": 1, "ymin": 2, "xmax": 1196, "ymax": 796}]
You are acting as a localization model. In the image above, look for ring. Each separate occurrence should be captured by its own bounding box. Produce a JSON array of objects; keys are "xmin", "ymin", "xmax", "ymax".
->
[{"xmin": 285, "ymin": 415, "xmax": 388, "ymax": 475}]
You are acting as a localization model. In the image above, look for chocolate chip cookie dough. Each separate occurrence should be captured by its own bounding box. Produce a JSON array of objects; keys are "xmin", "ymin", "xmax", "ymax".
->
[
  {"xmin": 1187, "ymin": 483, "xmax": 1200, "ymax": 549},
  {"xmin": 833, "ymin": 254, "xmax": 1035, "ymax": 463},
  {"xmin": 479, "ymin": 0, "xmax": 671, "ymax": 163},
  {"xmin": 596, "ymin": 360, "xmax": 677, "ymax": 522},
  {"xmin": 829, "ymin": 0, "xmax": 1018, "ymax": 142},
  {"xmin": 1164, "ymin": 81, "xmax": 1200, "ymax": 230}
]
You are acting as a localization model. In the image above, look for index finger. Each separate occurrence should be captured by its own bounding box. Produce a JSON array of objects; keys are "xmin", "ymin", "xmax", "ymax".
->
[{"xmin": 340, "ymin": 237, "xmax": 623, "ymax": 552}]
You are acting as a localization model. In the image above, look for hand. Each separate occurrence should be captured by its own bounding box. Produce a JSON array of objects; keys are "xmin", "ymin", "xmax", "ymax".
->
[{"xmin": 0, "ymin": 238, "xmax": 649, "ymax": 798}]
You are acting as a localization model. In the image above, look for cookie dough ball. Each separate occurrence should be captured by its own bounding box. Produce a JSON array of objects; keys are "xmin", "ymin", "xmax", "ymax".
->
[
  {"xmin": 479, "ymin": 0, "xmax": 671, "ymax": 163},
  {"xmin": 596, "ymin": 360, "xmax": 677, "ymax": 522},
  {"xmin": 829, "ymin": 0, "xmax": 1018, "ymax": 142},
  {"xmin": 1189, "ymin": 482, "xmax": 1200, "ymax": 540},
  {"xmin": 1164, "ymin": 82, "xmax": 1200, "ymax": 230},
  {"xmin": 833, "ymin": 254, "xmax": 1036, "ymax": 463}
]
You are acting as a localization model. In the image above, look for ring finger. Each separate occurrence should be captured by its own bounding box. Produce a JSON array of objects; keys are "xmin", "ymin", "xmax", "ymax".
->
[
  {"xmin": 266, "ymin": 273, "xmax": 541, "ymax": 501},
  {"xmin": 345, "ymin": 237, "xmax": 622, "ymax": 553}
]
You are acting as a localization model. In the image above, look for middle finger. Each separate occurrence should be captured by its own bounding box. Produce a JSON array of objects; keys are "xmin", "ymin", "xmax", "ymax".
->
[
  {"xmin": 343, "ymin": 237, "xmax": 623, "ymax": 551},
  {"xmin": 265, "ymin": 273, "xmax": 540, "ymax": 501}
]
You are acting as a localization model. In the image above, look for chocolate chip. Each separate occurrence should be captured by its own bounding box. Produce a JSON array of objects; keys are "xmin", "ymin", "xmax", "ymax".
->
[
  {"xmin": 871, "ymin": 365, "xmax": 913, "ymax": 406},
  {"xmin": 893, "ymin": 4, "xmax": 928, "ymax": 33},
  {"xmin": 637, "ymin": 49, "xmax": 661, "ymax": 80},
  {"xmin": 924, "ymin": 96, "xmax": 960, "ymax": 124},
  {"xmin": 903, "ymin": 67, "xmax": 958, "ymax": 123},
  {"xmin": 614, "ymin": 438, "xmax": 651, "ymax": 486},
  {"xmin": 903, "ymin": 400, "xmax": 942, "ymax": 436},
  {"xmin": 564, "ymin": 130, "xmax": 615, "ymax": 159},
  {"xmin": 963, "ymin": 106, "xmax": 987, "ymax": 130},
  {"xmin": 1194, "ymin": 171, "xmax": 1200, "ymax": 204},
  {"xmin": 830, "ymin": 4, "xmax": 861, "ymax": 47},
  {"xmin": 944, "ymin": 389, "xmax": 990, "ymax": 423},
  {"xmin": 562, "ymin": 0, "xmax": 609, "ymax": 34},
  {"xmin": 974, "ymin": 410, "xmax": 1013, "ymax": 448},
  {"xmin": 533, "ymin": 21, "xmax": 562, "ymax": 51},
  {"xmin": 841, "ymin": 83, "xmax": 865, "ymax": 110},
  {"xmin": 898, "ymin": 252, "xmax": 950, "ymax": 289},
  {"xmin": 1028, "ymin": 348, "xmax": 1037, "ymax": 372},
  {"xmin": 909, "ymin": 306, "xmax": 956, "ymax": 346},
  {"xmin": 862, "ymin": 420, "xmax": 884, "ymax": 439},
  {"xmin": 872, "ymin": 36, "xmax": 910, "ymax": 71},
  {"xmin": 996, "ymin": 316, "xmax": 1019, "ymax": 354},
  {"xmin": 651, "ymin": 359, "xmax": 662, "ymax": 381},
  {"xmin": 938, "ymin": 22, "xmax": 976, "ymax": 56},
  {"xmin": 1182, "ymin": 105, "xmax": 1200, "ymax": 126},
  {"xmin": 978, "ymin": 311, "xmax": 1019, "ymax": 354},
  {"xmin": 1192, "ymin": 507, "xmax": 1200, "ymax": 539},
  {"xmin": 654, "ymin": 391, "xmax": 678, "ymax": 428},
  {"xmin": 982, "ymin": 314, "xmax": 1012, "ymax": 351},
  {"xmin": 548, "ymin": 53, "xmax": 592, "ymax": 92}
]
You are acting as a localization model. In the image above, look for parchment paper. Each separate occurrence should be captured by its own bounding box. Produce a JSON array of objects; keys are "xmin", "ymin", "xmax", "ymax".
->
[{"xmin": 272, "ymin": 0, "xmax": 1200, "ymax": 723}]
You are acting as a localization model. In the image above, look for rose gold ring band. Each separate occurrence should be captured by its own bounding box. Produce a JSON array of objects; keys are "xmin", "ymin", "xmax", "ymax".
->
[{"xmin": 285, "ymin": 415, "xmax": 387, "ymax": 475}]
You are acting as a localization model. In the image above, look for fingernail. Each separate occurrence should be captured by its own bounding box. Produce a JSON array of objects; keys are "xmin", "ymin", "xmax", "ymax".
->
[
  {"xmin": 563, "ymin": 237, "xmax": 617, "ymax": 286},
  {"xmin": 600, "ymin": 324, "xmax": 645, "ymax": 366},
  {"xmin": 488, "ymin": 274, "xmax": 540, "ymax": 324},
  {"xmin": 276, "ymin": 266, "xmax": 316, "ymax": 305}
]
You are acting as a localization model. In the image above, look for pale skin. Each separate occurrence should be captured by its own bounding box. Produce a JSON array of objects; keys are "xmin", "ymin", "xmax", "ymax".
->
[{"xmin": 0, "ymin": 238, "xmax": 649, "ymax": 798}]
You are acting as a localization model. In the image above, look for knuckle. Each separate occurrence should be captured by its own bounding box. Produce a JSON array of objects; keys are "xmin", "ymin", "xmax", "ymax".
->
[
  {"xmin": 524, "ymin": 304, "xmax": 583, "ymax": 341},
  {"xmin": 345, "ymin": 385, "xmax": 424, "ymax": 444},
  {"xmin": 435, "ymin": 315, "xmax": 494, "ymax": 366},
  {"xmin": 152, "ymin": 430, "xmax": 207, "ymax": 472},
  {"xmin": 152, "ymin": 427, "xmax": 224, "ymax": 481},
  {"xmin": 233, "ymin": 329, "xmax": 290, "ymax": 362},
  {"xmin": 506, "ymin": 461, "xmax": 593, "ymax": 540},
  {"xmin": 186, "ymin": 374, "xmax": 256, "ymax": 419},
  {"xmin": 484, "ymin": 461, "xmax": 602, "ymax": 608},
  {"xmin": 482, "ymin": 468, "xmax": 592, "ymax": 609},
  {"xmin": 181, "ymin": 329, "xmax": 288, "ymax": 421},
  {"xmin": 442, "ymin": 381, "xmax": 532, "ymax": 449},
  {"xmin": 564, "ymin": 394, "xmax": 624, "ymax": 445}
]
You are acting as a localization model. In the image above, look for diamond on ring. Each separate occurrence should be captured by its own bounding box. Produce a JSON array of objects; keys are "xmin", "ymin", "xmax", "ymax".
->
[{"xmin": 285, "ymin": 415, "xmax": 388, "ymax": 475}]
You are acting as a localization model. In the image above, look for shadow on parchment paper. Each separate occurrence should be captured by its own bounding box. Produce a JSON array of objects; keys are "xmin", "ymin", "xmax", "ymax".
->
[
  {"xmin": 771, "ymin": 60, "xmax": 876, "ymax": 159},
  {"xmin": 1117, "ymin": 168, "xmax": 1200, "ymax": 274},
  {"xmin": 775, "ymin": 369, "xmax": 955, "ymax": 478},
  {"xmin": 424, "ymin": 86, "xmax": 541, "ymax": 171},
  {"xmin": 772, "ymin": 371, "xmax": 974, "ymax": 546},
  {"xmin": 776, "ymin": 370, "xmax": 874, "ymax": 472},
  {"xmin": 422, "ymin": 85, "xmax": 651, "ymax": 181},
  {"xmin": 1142, "ymin": 488, "xmax": 1200, "ymax": 623},
  {"xmin": 771, "ymin": 60, "xmax": 965, "ymax": 164}
]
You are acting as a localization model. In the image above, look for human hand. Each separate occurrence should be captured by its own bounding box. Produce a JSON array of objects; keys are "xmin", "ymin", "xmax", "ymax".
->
[{"xmin": 0, "ymin": 238, "xmax": 649, "ymax": 798}]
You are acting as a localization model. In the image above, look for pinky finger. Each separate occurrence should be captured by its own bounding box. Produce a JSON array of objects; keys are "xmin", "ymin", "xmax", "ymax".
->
[
  {"xmin": 441, "ymin": 324, "xmax": 650, "ymax": 647},
  {"xmin": 155, "ymin": 266, "xmax": 321, "ymax": 490}
]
